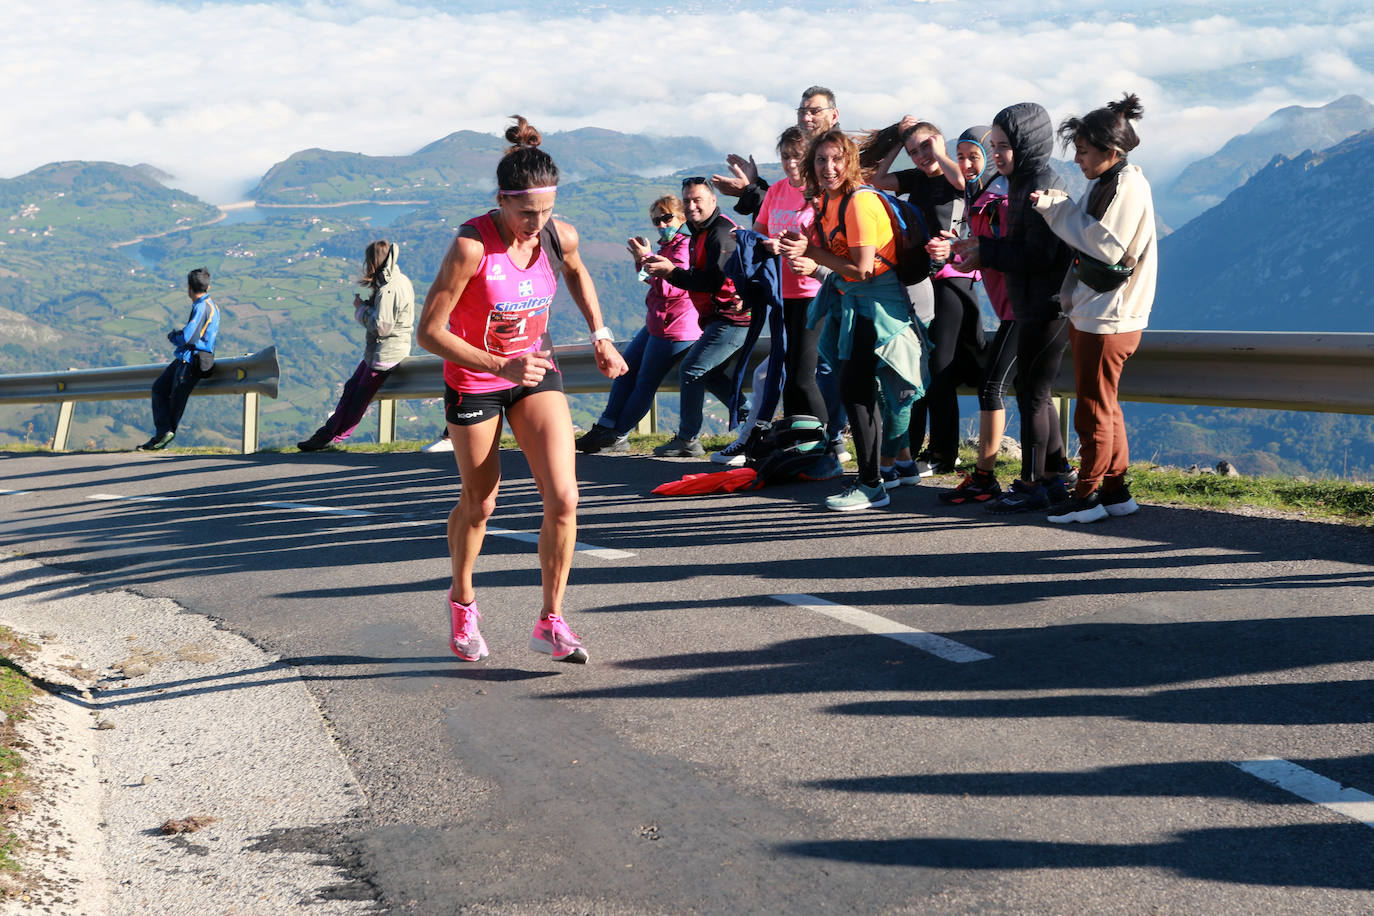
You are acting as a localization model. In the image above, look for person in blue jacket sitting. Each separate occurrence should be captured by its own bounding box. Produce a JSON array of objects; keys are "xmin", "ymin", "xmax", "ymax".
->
[{"xmin": 138, "ymin": 268, "xmax": 220, "ymax": 451}]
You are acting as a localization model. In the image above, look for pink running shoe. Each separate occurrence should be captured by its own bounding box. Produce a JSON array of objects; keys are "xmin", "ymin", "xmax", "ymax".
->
[
  {"xmin": 529, "ymin": 614, "xmax": 588, "ymax": 664},
  {"xmin": 448, "ymin": 593, "xmax": 489, "ymax": 662}
]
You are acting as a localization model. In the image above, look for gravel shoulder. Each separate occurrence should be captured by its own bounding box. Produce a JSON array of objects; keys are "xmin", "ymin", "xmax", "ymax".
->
[{"xmin": 0, "ymin": 553, "xmax": 377, "ymax": 915}]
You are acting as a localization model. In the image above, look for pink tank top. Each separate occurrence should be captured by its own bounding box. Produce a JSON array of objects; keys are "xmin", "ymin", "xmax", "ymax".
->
[{"xmin": 443, "ymin": 212, "xmax": 559, "ymax": 393}]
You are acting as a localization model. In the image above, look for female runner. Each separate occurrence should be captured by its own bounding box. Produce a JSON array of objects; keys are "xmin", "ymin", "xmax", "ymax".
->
[{"xmin": 416, "ymin": 117, "xmax": 628, "ymax": 663}]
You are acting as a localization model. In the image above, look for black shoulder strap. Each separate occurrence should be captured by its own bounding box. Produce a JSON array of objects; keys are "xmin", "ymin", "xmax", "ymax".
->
[
  {"xmin": 827, "ymin": 192, "xmax": 853, "ymax": 245},
  {"xmin": 539, "ymin": 219, "xmax": 565, "ymax": 275}
]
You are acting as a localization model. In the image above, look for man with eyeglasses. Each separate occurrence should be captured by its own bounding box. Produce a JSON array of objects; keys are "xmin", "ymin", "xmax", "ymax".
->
[
  {"xmin": 640, "ymin": 177, "xmax": 751, "ymax": 457},
  {"xmin": 711, "ymin": 86, "xmax": 840, "ymax": 218}
]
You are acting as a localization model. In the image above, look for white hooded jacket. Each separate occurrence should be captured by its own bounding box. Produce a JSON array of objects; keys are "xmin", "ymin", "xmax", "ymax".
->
[{"xmin": 1033, "ymin": 163, "xmax": 1156, "ymax": 335}]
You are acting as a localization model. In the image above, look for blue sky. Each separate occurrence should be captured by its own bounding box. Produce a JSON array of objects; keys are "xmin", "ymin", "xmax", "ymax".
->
[{"xmin": 5, "ymin": 0, "xmax": 1372, "ymax": 201}]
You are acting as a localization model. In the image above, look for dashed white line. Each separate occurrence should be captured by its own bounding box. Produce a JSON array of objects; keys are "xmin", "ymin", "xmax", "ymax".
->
[
  {"xmin": 1234, "ymin": 758, "xmax": 1374, "ymax": 829},
  {"xmin": 771, "ymin": 593, "xmax": 993, "ymax": 663},
  {"xmin": 88, "ymin": 493, "xmax": 375, "ymax": 517},
  {"xmin": 486, "ymin": 526, "xmax": 635, "ymax": 560},
  {"xmin": 0, "ymin": 489, "xmax": 31, "ymax": 496}
]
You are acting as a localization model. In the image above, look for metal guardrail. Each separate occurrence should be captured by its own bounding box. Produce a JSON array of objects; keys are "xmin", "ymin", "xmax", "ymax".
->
[
  {"xmin": 0, "ymin": 347, "xmax": 280, "ymax": 454},
  {"xmin": 3, "ymin": 332, "xmax": 1371, "ymax": 453},
  {"xmin": 371, "ymin": 330, "xmax": 1374, "ymax": 442}
]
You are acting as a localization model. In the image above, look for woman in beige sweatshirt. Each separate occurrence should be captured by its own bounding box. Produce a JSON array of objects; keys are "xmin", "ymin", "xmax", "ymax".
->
[{"xmin": 1031, "ymin": 93, "xmax": 1156, "ymax": 523}]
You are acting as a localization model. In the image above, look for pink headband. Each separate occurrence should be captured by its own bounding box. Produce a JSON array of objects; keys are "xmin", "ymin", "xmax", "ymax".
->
[{"xmin": 498, "ymin": 186, "xmax": 557, "ymax": 195}]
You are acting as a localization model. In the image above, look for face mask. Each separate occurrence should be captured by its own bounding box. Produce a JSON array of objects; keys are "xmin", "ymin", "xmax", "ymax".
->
[{"xmin": 657, "ymin": 223, "xmax": 681, "ymax": 244}]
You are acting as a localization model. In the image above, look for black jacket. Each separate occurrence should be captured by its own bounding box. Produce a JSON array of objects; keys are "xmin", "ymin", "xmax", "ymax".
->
[
  {"xmin": 978, "ymin": 102, "xmax": 1072, "ymax": 321},
  {"xmin": 668, "ymin": 206, "xmax": 748, "ymax": 325}
]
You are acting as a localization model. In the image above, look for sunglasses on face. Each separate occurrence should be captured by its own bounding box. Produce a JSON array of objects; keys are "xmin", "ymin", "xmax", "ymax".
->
[{"xmin": 651, "ymin": 212, "xmax": 676, "ymax": 225}]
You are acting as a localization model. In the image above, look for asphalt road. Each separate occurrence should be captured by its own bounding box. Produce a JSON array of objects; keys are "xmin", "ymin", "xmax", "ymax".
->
[{"xmin": 2, "ymin": 448, "xmax": 1373, "ymax": 914}]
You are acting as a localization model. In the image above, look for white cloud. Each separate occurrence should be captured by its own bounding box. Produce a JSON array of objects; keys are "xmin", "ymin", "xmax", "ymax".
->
[{"xmin": 3, "ymin": 0, "xmax": 1372, "ymax": 201}]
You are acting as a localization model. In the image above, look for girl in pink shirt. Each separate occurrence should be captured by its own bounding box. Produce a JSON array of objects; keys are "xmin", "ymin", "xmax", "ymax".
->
[{"xmin": 757, "ymin": 126, "xmax": 830, "ymax": 426}]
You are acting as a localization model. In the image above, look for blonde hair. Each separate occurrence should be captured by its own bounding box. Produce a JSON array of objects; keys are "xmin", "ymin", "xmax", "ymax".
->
[{"xmin": 650, "ymin": 195, "xmax": 684, "ymax": 219}]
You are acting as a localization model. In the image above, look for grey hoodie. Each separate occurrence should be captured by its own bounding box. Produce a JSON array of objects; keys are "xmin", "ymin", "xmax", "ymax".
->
[{"xmin": 356, "ymin": 243, "xmax": 415, "ymax": 368}]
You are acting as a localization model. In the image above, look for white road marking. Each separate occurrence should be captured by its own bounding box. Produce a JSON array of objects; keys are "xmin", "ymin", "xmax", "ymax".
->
[
  {"xmin": 0, "ymin": 489, "xmax": 30, "ymax": 496},
  {"xmin": 771, "ymin": 594, "xmax": 993, "ymax": 663},
  {"xmin": 88, "ymin": 493, "xmax": 375, "ymax": 517},
  {"xmin": 486, "ymin": 526, "xmax": 635, "ymax": 560},
  {"xmin": 1234, "ymin": 758, "xmax": 1374, "ymax": 829}
]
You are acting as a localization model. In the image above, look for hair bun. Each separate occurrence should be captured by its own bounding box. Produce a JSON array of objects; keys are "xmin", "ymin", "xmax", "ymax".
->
[
  {"xmin": 504, "ymin": 115, "xmax": 543, "ymax": 153},
  {"xmin": 1108, "ymin": 93, "xmax": 1144, "ymax": 122}
]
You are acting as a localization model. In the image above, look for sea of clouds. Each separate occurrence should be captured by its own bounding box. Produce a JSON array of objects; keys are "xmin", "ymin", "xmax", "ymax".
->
[{"xmin": 5, "ymin": 0, "xmax": 1373, "ymax": 202}]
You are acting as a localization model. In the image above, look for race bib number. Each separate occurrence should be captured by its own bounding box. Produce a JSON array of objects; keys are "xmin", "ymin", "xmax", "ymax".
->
[{"xmin": 484, "ymin": 300, "xmax": 550, "ymax": 357}]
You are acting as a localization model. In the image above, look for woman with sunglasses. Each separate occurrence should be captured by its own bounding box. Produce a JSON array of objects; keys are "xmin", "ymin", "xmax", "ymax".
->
[
  {"xmin": 577, "ymin": 195, "xmax": 699, "ymax": 452},
  {"xmin": 416, "ymin": 116, "xmax": 627, "ymax": 664}
]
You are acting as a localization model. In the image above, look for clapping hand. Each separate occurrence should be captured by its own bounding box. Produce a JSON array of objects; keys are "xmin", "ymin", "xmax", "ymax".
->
[{"xmin": 711, "ymin": 154, "xmax": 758, "ymax": 196}]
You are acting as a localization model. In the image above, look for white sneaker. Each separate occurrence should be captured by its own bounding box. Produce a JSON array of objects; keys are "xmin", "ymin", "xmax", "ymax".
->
[
  {"xmin": 710, "ymin": 424, "xmax": 762, "ymax": 466},
  {"xmin": 423, "ymin": 436, "xmax": 454, "ymax": 453}
]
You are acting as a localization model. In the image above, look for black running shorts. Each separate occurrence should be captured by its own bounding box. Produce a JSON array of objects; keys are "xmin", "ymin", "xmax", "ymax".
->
[{"xmin": 444, "ymin": 372, "xmax": 564, "ymax": 426}]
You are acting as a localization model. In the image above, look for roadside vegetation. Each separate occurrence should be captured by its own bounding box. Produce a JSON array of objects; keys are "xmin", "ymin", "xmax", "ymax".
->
[{"xmin": 0, "ymin": 626, "xmax": 38, "ymax": 879}]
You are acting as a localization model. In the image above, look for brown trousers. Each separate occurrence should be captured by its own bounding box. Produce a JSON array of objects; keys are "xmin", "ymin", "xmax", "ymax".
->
[{"xmin": 1070, "ymin": 326, "xmax": 1142, "ymax": 498}]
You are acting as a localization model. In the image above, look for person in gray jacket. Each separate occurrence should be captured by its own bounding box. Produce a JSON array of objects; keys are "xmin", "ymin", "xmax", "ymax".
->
[{"xmin": 299, "ymin": 240, "xmax": 415, "ymax": 450}]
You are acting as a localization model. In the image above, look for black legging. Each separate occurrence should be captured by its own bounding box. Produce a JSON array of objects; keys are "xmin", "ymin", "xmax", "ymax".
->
[
  {"xmin": 1015, "ymin": 315, "xmax": 1070, "ymax": 481},
  {"xmin": 782, "ymin": 296, "xmax": 827, "ymax": 423},
  {"xmin": 840, "ymin": 315, "xmax": 881, "ymax": 487},
  {"xmin": 978, "ymin": 319, "xmax": 1019, "ymax": 412},
  {"xmin": 909, "ymin": 277, "xmax": 985, "ymax": 458}
]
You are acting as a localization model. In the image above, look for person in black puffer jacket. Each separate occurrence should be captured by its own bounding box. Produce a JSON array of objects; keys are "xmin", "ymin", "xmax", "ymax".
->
[{"xmin": 953, "ymin": 101, "xmax": 1073, "ymax": 514}]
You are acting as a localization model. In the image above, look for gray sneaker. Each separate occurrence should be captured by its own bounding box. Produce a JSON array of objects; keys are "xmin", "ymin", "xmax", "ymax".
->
[{"xmin": 654, "ymin": 435, "xmax": 704, "ymax": 458}]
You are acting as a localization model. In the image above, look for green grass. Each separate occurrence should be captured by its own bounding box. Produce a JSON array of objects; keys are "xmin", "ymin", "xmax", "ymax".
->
[
  {"xmin": 967, "ymin": 453, "xmax": 1374, "ymax": 526},
  {"xmin": 0, "ymin": 627, "xmax": 38, "ymax": 875}
]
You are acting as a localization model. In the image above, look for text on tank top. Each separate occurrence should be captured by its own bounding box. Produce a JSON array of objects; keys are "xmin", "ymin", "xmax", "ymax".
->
[{"xmin": 444, "ymin": 212, "xmax": 559, "ymax": 392}]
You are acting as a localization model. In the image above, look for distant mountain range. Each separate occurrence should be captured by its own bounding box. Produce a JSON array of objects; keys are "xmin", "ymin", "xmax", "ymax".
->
[
  {"xmin": 1159, "ymin": 94, "xmax": 1374, "ymax": 227},
  {"xmin": 1, "ymin": 101, "xmax": 1372, "ymax": 477},
  {"xmin": 254, "ymin": 128, "xmax": 726, "ymax": 205},
  {"xmin": 1153, "ymin": 127, "xmax": 1374, "ymax": 332}
]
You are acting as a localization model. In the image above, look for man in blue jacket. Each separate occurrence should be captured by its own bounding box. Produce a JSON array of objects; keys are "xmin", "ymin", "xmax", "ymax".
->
[{"xmin": 138, "ymin": 268, "xmax": 220, "ymax": 451}]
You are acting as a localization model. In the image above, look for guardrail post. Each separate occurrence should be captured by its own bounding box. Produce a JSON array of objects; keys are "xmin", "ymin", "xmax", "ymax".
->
[
  {"xmin": 241, "ymin": 392, "xmax": 259, "ymax": 454},
  {"xmin": 378, "ymin": 398, "xmax": 396, "ymax": 444},
  {"xmin": 638, "ymin": 396, "xmax": 657, "ymax": 435},
  {"xmin": 1058, "ymin": 396, "xmax": 1072, "ymax": 456},
  {"xmin": 53, "ymin": 401, "xmax": 75, "ymax": 451}
]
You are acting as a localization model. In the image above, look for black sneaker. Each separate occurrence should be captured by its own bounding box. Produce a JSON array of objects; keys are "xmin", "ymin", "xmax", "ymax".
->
[
  {"xmin": 138, "ymin": 431, "xmax": 175, "ymax": 451},
  {"xmin": 1047, "ymin": 490, "xmax": 1109, "ymax": 524},
  {"xmin": 575, "ymin": 424, "xmax": 619, "ymax": 454},
  {"xmin": 1100, "ymin": 484, "xmax": 1139, "ymax": 517},
  {"xmin": 297, "ymin": 435, "xmax": 331, "ymax": 452},
  {"xmin": 1042, "ymin": 476, "xmax": 1071, "ymax": 506},
  {"xmin": 938, "ymin": 470, "xmax": 1001, "ymax": 504},
  {"xmin": 915, "ymin": 450, "xmax": 962, "ymax": 477},
  {"xmin": 986, "ymin": 478, "xmax": 1049, "ymax": 514},
  {"xmin": 653, "ymin": 435, "xmax": 704, "ymax": 458},
  {"xmin": 1058, "ymin": 459, "xmax": 1079, "ymax": 489}
]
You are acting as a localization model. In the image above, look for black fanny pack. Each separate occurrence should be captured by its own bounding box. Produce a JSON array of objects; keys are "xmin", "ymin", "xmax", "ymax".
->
[
  {"xmin": 194, "ymin": 351, "xmax": 215, "ymax": 374},
  {"xmin": 1073, "ymin": 251, "xmax": 1134, "ymax": 293}
]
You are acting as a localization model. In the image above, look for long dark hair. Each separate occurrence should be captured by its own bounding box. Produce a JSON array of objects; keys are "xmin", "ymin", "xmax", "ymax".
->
[
  {"xmin": 358, "ymin": 240, "xmax": 390, "ymax": 288},
  {"xmin": 857, "ymin": 120, "xmax": 941, "ymax": 171},
  {"xmin": 1058, "ymin": 93, "xmax": 1144, "ymax": 155},
  {"xmin": 496, "ymin": 116, "xmax": 559, "ymax": 193}
]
